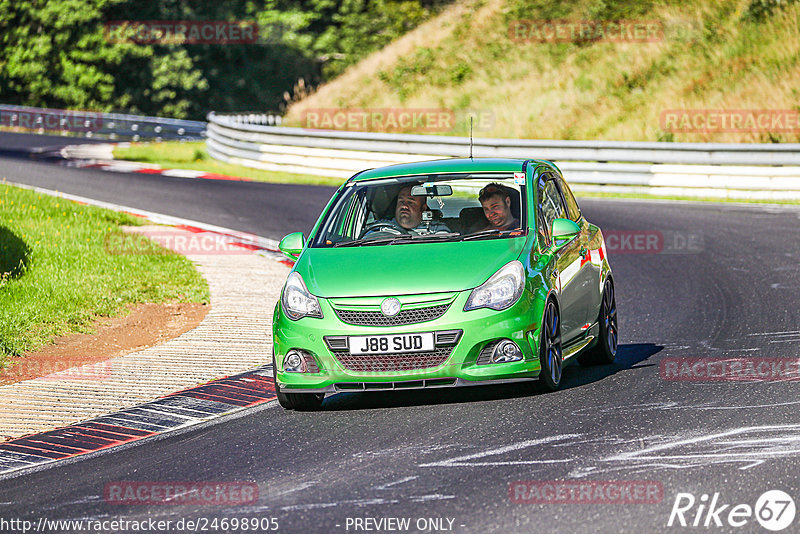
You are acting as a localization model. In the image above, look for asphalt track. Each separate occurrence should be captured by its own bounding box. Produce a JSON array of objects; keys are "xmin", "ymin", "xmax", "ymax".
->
[
  {"xmin": 0, "ymin": 132, "xmax": 337, "ymax": 237},
  {"xmin": 1, "ymin": 133, "xmax": 800, "ymax": 533}
]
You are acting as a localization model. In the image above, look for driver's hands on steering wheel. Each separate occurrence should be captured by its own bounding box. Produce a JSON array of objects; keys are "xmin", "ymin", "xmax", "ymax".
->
[{"xmin": 361, "ymin": 221, "xmax": 407, "ymax": 237}]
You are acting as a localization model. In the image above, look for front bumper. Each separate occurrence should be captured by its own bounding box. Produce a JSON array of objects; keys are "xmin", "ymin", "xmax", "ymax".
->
[
  {"xmin": 274, "ymin": 377, "xmax": 537, "ymax": 394},
  {"xmin": 273, "ymin": 289, "xmax": 545, "ymax": 393}
]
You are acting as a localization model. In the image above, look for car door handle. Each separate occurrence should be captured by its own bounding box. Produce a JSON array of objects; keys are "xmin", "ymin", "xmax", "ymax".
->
[{"xmin": 552, "ymin": 269, "xmax": 559, "ymax": 278}]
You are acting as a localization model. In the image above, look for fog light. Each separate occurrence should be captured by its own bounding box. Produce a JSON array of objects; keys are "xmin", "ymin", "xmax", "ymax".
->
[
  {"xmin": 491, "ymin": 340, "xmax": 523, "ymax": 364},
  {"xmin": 284, "ymin": 350, "xmax": 306, "ymax": 372},
  {"xmin": 282, "ymin": 350, "xmax": 321, "ymax": 373}
]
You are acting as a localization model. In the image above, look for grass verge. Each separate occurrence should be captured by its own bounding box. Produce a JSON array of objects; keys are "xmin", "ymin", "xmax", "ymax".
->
[
  {"xmin": 113, "ymin": 141, "xmax": 347, "ymax": 187},
  {"xmin": 0, "ymin": 182, "xmax": 210, "ymax": 367}
]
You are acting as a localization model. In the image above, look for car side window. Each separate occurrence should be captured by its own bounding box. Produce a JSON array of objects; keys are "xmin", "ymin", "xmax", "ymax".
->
[
  {"xmin": 556, "ymin": 175, "xmax": 581, "ymax": 222},
  {"xmin": 539, "ymin": 175, "xmax": 568, "ymax": 233},
  {"xmin": 536, "ymin": 178, "xmax": 548, "ymax": 247},
  {"xmin": 345, "ymin": 191, "xmax": 368, "ymax": 238},
  {"xmin": 322, "ymin": 189, "xmax": 367, "ymax": 243}
]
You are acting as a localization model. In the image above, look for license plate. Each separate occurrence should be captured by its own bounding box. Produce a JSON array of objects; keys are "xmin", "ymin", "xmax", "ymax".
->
[{"xmin": 348, "ymin": 333, "xmax": 434, "ymax": 355}]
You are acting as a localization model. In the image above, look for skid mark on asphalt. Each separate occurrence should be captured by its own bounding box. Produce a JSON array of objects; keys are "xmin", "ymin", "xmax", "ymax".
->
[
  {"xmin": 747, "ymin": 330, "xmax": 800, "ymax": 336},
  {"xmin": 282, "ymin": 498, "xmax": 399, "ymax": 512},
  {"xmin": 570, "ymin": 401, "xmax": 685, "ymax": 416},
  {"xmin": 747, "ymin": 330, "xmax": 800, "ymax": 343},
  {"xmin": 376, "ymin": 476, "xmax": 418, "ymax": 490},
  {"xmin": 693, "ymin": 399, "xmax": 800, "ymax": 410},
  {"xmin": 410, "ymin": 494, "xmax": 456, "ymax": 502},
  {"xmin": 661, "ymin": 332, "xmax": 800, "ymax": 354},
  {"xmin": 416, "ymin": 424, "xmax": 800, "ymax": 475},
  {"xmin": 269, "ymin": 475, "xmax": 454, "ymax": 512},
  {"xmin": 268, "ymin": 481, "xmax": 320, "ymax": 497},
  {"xmin": 605, "ymin": 424, "xmax": 800, "ymax": 466},
  {"xmin": 351, "ymin": 443, "xmax": 462, "ymax": 461},
  {"xmin": 418, "ymin": 435, "xmax": 580, "ymax": 467},
  {"xmin": 573, "ymin": 399, "xmax": 800, "ymax": 415},
  {"xmin": 278, "ymin": 494, "xmax": 457, "ymax": 512}
]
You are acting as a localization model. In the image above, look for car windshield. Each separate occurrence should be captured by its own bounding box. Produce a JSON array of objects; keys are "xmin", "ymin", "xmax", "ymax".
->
[{"xmin": 310, "ymin": 173, "xmax": 527, "ymax": 248}]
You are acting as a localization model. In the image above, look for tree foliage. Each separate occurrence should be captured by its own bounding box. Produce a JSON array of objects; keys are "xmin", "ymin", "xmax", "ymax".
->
[{"xmin": 0, "ymin": 0, "xmax": 450, "ymax": 119}]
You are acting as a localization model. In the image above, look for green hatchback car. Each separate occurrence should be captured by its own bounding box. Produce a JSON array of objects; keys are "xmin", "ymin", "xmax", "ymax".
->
[{"xmin": 272, "ymin": 158, "xmax": 617, "ymax": 410}]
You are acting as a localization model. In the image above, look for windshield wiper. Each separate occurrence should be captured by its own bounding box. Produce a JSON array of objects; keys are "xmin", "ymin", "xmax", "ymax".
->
[
  {"xmin": 334, "ymin": 232, "xmax": 462, "ymax": 248},
  {"xmin": 393, "ymin": 232, "xmax": 462, "ymax": 244},
  {"xmin": 459, "ymin": 229, "xmax": 520, "ymax": 241},
  {"xmin": 334, "ymin": 236, "xmax": 402, "ymax": 247}
]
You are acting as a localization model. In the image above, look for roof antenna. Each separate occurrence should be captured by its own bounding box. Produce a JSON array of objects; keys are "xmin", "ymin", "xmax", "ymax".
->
[{"xmin": 469, "ymin": 116, "xmax": 473, "ymax": 160}]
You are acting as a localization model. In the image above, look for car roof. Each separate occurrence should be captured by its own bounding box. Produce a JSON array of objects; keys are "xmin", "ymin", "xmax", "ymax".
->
[{"xmin": 349, "ymin": 157, "xmax": 552, "ymax": 182}]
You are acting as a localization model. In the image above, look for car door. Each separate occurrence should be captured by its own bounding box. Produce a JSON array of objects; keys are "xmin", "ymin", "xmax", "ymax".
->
[
  {"xmin": 537, "ymin": 173, "xmax": 583, "ymax": 344},
  {"xmin": 554, "ymin": 172, "xmax": 601, "ymax": 332}
]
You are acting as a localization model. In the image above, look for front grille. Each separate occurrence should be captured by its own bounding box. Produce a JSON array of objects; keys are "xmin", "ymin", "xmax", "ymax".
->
[
  {"xmin": 332, "ymin": 346, "xmax": 454, "ymax": 372},
  {"xmin": 323, "ymin": 336, "xmax": 348, "ymax": 351},
  {"xmin": 333, "ymin": 303, "xmax": 450, "ymax": 327},
  {"xmin": 301, "ymin": 352, "xmax": 320, "ymax": 373},
  {"xmin": 324, "ymin": 330, "xmax": 462, "ymax": 353},
  {"xmin": 477, "ymin": 340, "xmax": 500, "ymax": 365},
  {"xmin": 434, "ymin": 330, "xmax": 462, "ymax": 345}
]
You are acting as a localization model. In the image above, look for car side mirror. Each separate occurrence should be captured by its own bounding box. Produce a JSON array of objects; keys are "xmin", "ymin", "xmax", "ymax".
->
[
  {"xmin": 551, "ymin": 218, "xmax": 580, "ymax": 249},
  {"xmin": 279, "ymin": 232, "xmax": 305, "ymax": 260}
]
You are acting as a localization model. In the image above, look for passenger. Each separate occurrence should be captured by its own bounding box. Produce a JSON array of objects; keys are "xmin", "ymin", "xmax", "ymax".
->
[
  {"xmin": 478, "ymin": 183, "xmax": 520, "ymax": 231},
  {"xmin": 364, "ymin": 183, "xmax": 450, "ymax": 236}
]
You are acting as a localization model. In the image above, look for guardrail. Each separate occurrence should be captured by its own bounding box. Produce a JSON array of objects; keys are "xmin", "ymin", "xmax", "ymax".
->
[
  {"xmin": 207, "ymin": 112, "xmax": 800, "ymax": 200},
  {"xmin": 0, "ymin": 104, "xmax": 206, "ymax": 141}
]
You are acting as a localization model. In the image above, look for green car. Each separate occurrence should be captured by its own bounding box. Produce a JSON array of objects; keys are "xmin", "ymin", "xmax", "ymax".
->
[{"xmin": 272, "ymin": 158, "xmax": 617, "ymax": 410}]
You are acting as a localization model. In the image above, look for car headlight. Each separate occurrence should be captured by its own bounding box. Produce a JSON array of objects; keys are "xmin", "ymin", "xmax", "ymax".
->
[
  {"xmin": 282, "ymin": 272, "xmax": 323, "ymax": 320},
  {"xmin": 464, "ymin": 260, "xmax": 525, "ymax": 311}
]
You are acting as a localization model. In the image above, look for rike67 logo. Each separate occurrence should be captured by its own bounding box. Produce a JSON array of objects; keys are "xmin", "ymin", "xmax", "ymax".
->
[{"xmin": 668, "ymin": 490, "xmax": 796, "ymax": 531}]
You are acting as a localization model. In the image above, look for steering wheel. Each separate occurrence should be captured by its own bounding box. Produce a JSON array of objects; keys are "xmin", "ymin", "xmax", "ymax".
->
[{"xmin": 362, "ymin": 222, "xmax": 406, "ymax": 237}]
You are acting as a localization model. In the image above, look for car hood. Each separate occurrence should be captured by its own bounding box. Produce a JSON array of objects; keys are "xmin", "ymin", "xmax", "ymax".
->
[{"xmin": 296, "ymin": 238, "xmax": 528, "ymax": 298}]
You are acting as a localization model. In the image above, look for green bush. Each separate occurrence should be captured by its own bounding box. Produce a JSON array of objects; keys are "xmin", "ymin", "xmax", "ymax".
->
[{"xmin": 744, "ymin": 0, "xmax": 799, "ymax": 21}]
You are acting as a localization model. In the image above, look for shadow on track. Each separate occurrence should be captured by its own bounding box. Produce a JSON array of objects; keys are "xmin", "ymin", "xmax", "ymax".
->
[
  {"xmin": 318, "ymin": 343, "xmax": 662, "ymax": 411},
  {"xmin": 558, "ymin": 342, "xmax": 662, "ymax": 391}
]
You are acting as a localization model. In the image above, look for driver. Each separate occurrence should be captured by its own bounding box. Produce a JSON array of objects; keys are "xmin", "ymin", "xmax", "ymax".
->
[
  {"xmin": 478, "ymin": 183, "xmax": 520, "ymax": 231},
  {"xmin": 365, "ymin": 183, "xmax": 450, "ymax": 236}
]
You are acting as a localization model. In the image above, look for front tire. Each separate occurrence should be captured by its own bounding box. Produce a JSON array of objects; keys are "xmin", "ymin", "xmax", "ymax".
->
[
  {"xmin": 538, "ymin": 300, "xmax": 563, "ymax": 392},
  {"xmin": 273, "ymin": 357, "xmax": 324, "ymax": 411},
  {"xmin": 578, "ymin": 278, "xmax": 618, "ymax": 366}
]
